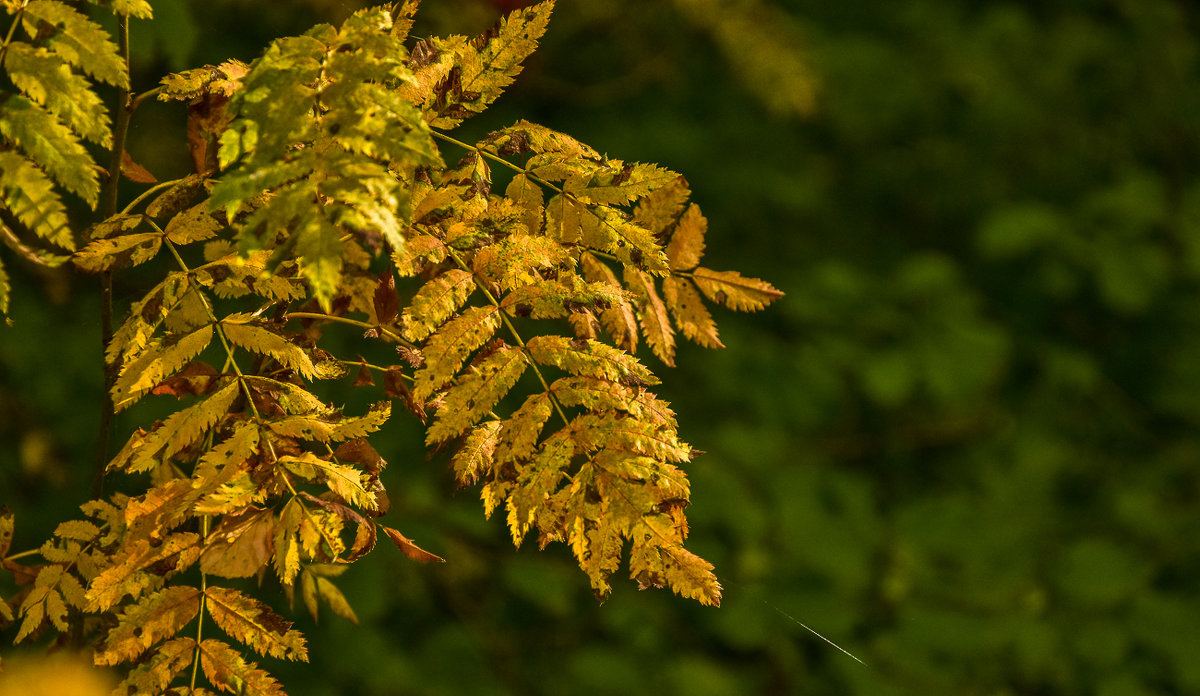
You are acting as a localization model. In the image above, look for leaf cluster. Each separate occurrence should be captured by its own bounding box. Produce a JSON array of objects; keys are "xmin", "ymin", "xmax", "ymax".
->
[{"xmin": 0, "ymin": 1, "xmax": 779, "ymax": 692}]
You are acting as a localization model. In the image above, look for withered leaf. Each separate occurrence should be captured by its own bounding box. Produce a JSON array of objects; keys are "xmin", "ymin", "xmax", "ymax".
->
[
  {"xmin": 381, "ymin": 525, "xmax": 445, "ymax": 563},
  {"xmin": 200, "ymin": 508, "xmax": 275, "ymax": 579}
]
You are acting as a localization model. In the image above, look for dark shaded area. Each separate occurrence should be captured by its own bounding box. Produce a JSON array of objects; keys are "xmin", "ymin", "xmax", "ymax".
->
[{"xmin": 4, "ymin": 0, "xmax": 1200, "ymax": 693}]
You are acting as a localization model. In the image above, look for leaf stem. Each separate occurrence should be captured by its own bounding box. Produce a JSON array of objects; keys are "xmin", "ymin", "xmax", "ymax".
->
[
  {"xmin": 130, "ymin": 85, "xmax": 165, "ymax": 111},
  {"xmin": 119, "ymin": 176, "xmax": 189, "ymax": 215},
  {"xmin": 92, "ymin": 15, "xmax": 133, "ymax": 500},
  {"xmin": 190, "ymin": 514, "xmax": 210, "ymax": 690},
  {"xmin": 443, "ymin": 246, "xmax": 570, "ymax": 427},
  {"xmin": 284, "ymin": 311, "xmax": 416, "ymax": 348},
  {"xmin": 0, "ymin": 4, "xmax": 25, "ymax": 67}
]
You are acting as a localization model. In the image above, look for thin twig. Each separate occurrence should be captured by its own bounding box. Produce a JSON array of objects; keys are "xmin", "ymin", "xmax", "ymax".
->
[{"xmin": 92, "ymin": 15, "xmax": 133, "ymax": 500}]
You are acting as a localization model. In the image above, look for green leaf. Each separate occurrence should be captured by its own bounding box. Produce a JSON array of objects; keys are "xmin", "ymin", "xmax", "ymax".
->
[
  {"xmin": 22, "ymin": 0, "xmax": 128, "ymax": 88},
  {"xmin": 3, "ymin": 43, "xmax": 111, "ymax": 146},
  {"xmin": 86, "ymin": 0, "xmax": 154, "ymax": 19},
  {"xmin": 0, "ymin": 95, "xmax": 99, "ymax": 206},
  {"xmin": 73, "ymin": 231, "xmax": 162, "ymax": 273},
  {"xmin": 0, "ymin": 152, "xmax": 72, "ymax": 249}
]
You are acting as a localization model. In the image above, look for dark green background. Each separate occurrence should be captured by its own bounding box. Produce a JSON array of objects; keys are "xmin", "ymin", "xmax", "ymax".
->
[{"xmin": 4, "ymin": 0, "xmax": 1200, "ymax": 693}]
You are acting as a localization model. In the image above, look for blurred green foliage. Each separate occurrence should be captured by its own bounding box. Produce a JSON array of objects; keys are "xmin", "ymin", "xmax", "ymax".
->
[{"xmin": 4, "ymin": 0, "xmax": 1200, "ymax": 693}]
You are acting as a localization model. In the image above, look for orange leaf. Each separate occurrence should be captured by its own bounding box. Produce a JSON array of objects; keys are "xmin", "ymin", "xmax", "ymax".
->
[
  {"xmin": 120, "ymin": 151, "xmax": 158, "ymax": 184},
  {"xmin": 381, "ymin": 525, "xmax": 445, "ymax": 563}
]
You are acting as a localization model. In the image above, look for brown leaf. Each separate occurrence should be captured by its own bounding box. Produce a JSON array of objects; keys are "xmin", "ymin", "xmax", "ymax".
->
[
  {"xmin": 372, "ymin": 269, "xmax": 399, "ymax": 325},
  {"xmin": 352, "ymin": 361, "xmax": 374, "ymax": 387},
  {"xmin": 381, "ymin": 525, "xmax": 445, "ymax": 563},
  {"xmin": 298, "ymin": 492, "xmax": 376, "ymax": 561},
  {"xmin": 200, "ymin": 509, "xmax": 275, "ymax": 579},
  {"xmin": 150, "ymin": 361, "xmax": 220, "ymax": 398},
  {"xmin": 121, "ymin": 151, "xmax": 158, "ymax": 184},
  {"xmin": 385, "ymin": 367, "xmax": 426, "ymax": 422},
  {"xmin": 332, "ymin": 439, "xmax": 386, "ymax": 475},
  {"xmin": 0, "ymin": 507, "xmax": 12, "ymax": 558}
]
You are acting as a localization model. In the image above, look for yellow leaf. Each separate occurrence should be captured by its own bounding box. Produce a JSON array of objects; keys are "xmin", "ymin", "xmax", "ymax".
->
[
  {"xmin": 549, "ymin": 375, "xmax": 623, "ymax": 412},
  {"xmin": 273, "ymin": 499, "xmax": 303, "ymax": 586},
  {"xmin": 624, "ymin": 267, "xmax": 676, "ymax": 365},
  {"xmin": 192, "ymin": 421, "xmax": 262, "ymax": 484},
  {"xmin": 124, "ymin": 478, "xmax": 197, "ymax": 538},
  {"xmin": 111, "ymin": 324, "xmax": 215, "ymax": 411},
  {"xmin": 546, "ymin": 195, "xmax": 669, "ymax": 274},
  {"xmin": 633, "ymin": 175, "xmax": 690, "ymax": 237},
  {"xmin": 472, "ymin": 233, "xmax": 573, "ymax": 292},
  {"xmin": 145, "ymin": 173, "xmax": 207, "ymax": 219},
  {"xmin": 193, "ymin": 471, "xmax": 266, "ymax": 516},
  {"xmin": 426, "ymin": 343, "xmax": 529, "ymax": 444},
  {"xmin": 690, "ymin": 267, "xmax": 784, "ymax": 312},
  {"xmin": 506, "ymin": 432, "xmax": 572, "ymax": 545},
  {"xmin": 14, "ymin": 586, "xmax": 46, "ymax": 643},
  {"xmin": 391, "ymin": 234, "xmax": 447, "ymax": 277},
  {"xmin": 526, "ymin": 335, "xmax": 658, "ymax": 386},
  {"xmin": 329, "ymin": 402, "xmax": 391, "ymax": 441},
  {"xmin": 315, "ymin": 576, "xmax": 358, "ymax": 624},
  {"xmin": 662, "ymin": 275, "xmax": 723, "ymax": 349},
  {"xmin": 221, "ymin": 314, "xmax": 317, "ymax": 380},
  {"xmin": 115, "ymin": 637, "xmax": 196, "ymax": 696},
  {"xmin": 107, "ymin": 272, "xmax": 191, "ymax": 368},
  {"xmin": 400, "ymin": 268, "xmax": 476, "ymax": 342},
  {"xmin": 412, "ymin": 305, "xmax": 500, "ymax": 402},
  {"xmin": 199, "ymin": 638, "xmax": 286, "ymax": 696},
  {"xmin": 494, "ymin": 392, "xmax": 553, "ymax": 465},
  {"xmin": 95, "ymin": 585, "xmax": 201, "ymax": 666},
  {"xmin": 664, "ymin": 203, "xmax": 707, "ymax": 271},
  {"xmin": 452, "ymin": 420, "xmax": 501, "ymax": 486},
  {"xmin": 567, "ymin": 160, "xmax": 680, "ymax": 207},
  {"xmin": 118, "ymin": 378, "xmax": 239, "ymax": 473},
  {"xmin": 568, "ymin": 411, "xmax": 690, "ymax": 462},
  {"xmin": 164, "ymin": 200, "xmax": 223, "ymax": 245},
  {"xmin": 505, "ymin": 173, "xmax": 545, "ymax": 234},
  {"xmin": 308, "ymin": 455, "xmax": 375, "ymax": 510},
  {"xmin": 204, "ymin": 586, "xmax": 308, "ymax": 662},
  {"xmin": 421, "ymin": 1, "xmax": 555, "ymax": 128},
  {"xmin": 52, "ymin": 519, "xmax": 100, "ymax": 542},
  {"xmin": 72, "ymin": 231, "xmax": 161, "ymax": 273},
  {"xmin": 85, "ymin": 532, "xmax": 201, "ymax": 612}
]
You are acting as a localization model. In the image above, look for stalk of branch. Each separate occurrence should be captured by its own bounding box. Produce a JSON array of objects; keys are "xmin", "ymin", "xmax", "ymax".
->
[{"xmin": 92, "ymin": 15, "xmax": 133, "ymax": 499}]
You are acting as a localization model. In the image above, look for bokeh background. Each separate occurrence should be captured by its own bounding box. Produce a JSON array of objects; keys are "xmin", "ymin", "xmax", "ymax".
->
[{"xmin": 4, "ymin": 0, "xmax": 1200, "ymax": 693}]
